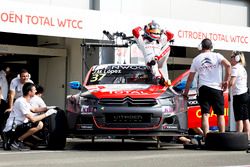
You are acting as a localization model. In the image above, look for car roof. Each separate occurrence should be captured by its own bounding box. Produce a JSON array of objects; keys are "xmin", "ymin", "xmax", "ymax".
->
[{"xmin": 92, "ymin": 64, "xmax": 146, "ymax": 68}]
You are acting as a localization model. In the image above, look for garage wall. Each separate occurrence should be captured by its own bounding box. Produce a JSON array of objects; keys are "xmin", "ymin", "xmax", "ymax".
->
[
  {"xmin": 99, "ymin": 0, "xmax": 249, "ymax": 26},
  {"xmin": 65, "ymin": 38, "xmax": 83, "ymax": 95},
  {"xmin": 11, "ymin": 0, "xmax": 249, "ymax": 27}
]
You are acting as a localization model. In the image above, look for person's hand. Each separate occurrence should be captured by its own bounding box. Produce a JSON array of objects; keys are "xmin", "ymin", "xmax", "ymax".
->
[
  {"xmin": 45, "ymin": 109, "xmax": 57, "ymax": 117},
  {"xmin": 221, "ymin": 81, "xmax": 229, "ymax": 92},
  {"xmin": 5, "ymin": 108, "xmax": 12, "ymax": 113},
  {"xmin": 147, "ymin": 60, "xmax": 156, "ymax": 66},
  {"xmin": 46, "ymin": 106, "xmax": 57, "ymax": 110},
  {"xmin": 164, "ymin": 79, "xmax": 171, "ymax": 86}
]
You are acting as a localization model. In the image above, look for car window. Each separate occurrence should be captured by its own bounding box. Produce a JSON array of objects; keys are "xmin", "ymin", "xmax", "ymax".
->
[
  {"xmin": 86, "ymin": 65, "xmax": 156, "ymax": 85},
  {"xmin": 173, "ymin": 73, "xmax": 198, "ymax": 92}
]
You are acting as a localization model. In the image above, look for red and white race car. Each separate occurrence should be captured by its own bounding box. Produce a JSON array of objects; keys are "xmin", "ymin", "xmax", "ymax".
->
[{"xmin": 66, "ymin": 64, "xmax": 229, "ymax": 141}]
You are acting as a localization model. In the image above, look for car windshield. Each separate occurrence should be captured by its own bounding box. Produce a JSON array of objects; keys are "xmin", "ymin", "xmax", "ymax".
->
[{"xmin": 86, "ymin": 65, "xmax": 156, "ymax": 85}]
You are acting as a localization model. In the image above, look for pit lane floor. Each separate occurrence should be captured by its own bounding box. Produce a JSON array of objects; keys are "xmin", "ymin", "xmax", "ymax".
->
[{"xmin": 0, "ymin": 138, "xmax": 249, "ymax": 167}]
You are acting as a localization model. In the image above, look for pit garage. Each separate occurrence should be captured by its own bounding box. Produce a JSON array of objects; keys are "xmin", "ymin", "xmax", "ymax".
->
[{"xmin": 0, "ymin": 32, "xmax": 67, "ymax": 108}]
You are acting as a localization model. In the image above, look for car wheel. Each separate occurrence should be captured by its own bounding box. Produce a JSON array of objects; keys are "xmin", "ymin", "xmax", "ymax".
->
[
  {"xmin": 47, "ymin": 109, "xmax": 67, "ymax": 150},
  {"xmin": 205, "ymin": 132, "xmax": 248, "ymax": 151}
]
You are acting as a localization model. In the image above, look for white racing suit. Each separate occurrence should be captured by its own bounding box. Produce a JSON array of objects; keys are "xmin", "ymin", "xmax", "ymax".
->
[{"xmin": 132, "ymin": 26, "xmax": 174, "ymax": 85}]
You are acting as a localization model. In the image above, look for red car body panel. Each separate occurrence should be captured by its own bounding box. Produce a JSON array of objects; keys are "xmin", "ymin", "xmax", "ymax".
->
[{"xmin": 86, "ymin": 85, "xmax": 166, "ymax": 99}]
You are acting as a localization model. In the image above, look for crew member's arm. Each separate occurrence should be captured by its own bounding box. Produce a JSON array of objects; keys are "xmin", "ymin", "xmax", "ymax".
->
[
  {"xmin": 26, "ymin": 109, "xmax": 57, "ymax": 123},
  {"xmin": 229, "ymin": 66, "xmax": 237, "ymax": 88},
  {"xmin": 221, "ymin": 59, "xmax": 231, "ymax": 91},
  {"xmin": 229, "ymin": 76, "xmax": 236, "ymax": 88},
  {"xmin": 30, "ymin": 106, "xmax": 57, "ymax": 113},
  {"xmin": 30, "ymin": 106, "xmax": 47, "ymax": 113},
  {"xmin": 183, "ymin": 72, "xmax": 196, "ymax": 99},
  {"xmin": 5, "ymin": 90, "xmax": 15, "ymax": 112}
]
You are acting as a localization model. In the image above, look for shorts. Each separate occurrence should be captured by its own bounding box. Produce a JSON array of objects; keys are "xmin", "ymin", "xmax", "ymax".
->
[
  {"xmin": 5, "ymin": 122, "xmax": 40, "ymax": 143},
  {"xmin": 198, "ymin": 85, "xmax": 224, "ymax": 115},
  {"xmin": 233, "ymin": 92, "xmax": 249, "ymax": 121},
  {"xmin": 15, "ymin": 122, "xmax": 40, "ymax": 135}
]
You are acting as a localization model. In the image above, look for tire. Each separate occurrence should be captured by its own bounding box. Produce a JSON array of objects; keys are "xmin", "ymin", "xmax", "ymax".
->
[
  {"xmin": 47, "ymin": 109, "xmax": 67, "ymax": 150},
  {"xmin": 205, "ymin": 132, "xmax": 248, "ymax": 151}
]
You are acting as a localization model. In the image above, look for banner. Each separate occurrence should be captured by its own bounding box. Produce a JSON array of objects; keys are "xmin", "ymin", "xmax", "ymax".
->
[{"xmin": 0, "ymin": 0, "xmax": 249, "ymax": 52}]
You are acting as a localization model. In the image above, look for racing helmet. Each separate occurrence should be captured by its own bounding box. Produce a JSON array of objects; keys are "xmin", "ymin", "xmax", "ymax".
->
[{"xmin": 144, "ymin": 20, "xmax": 162, "ymax": 40}]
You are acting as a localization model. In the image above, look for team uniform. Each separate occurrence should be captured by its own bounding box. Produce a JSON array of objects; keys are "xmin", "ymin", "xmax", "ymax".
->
[
  {"xmin": 190, "ymin": 52, "xmax": 226, "ymax": 115},
  {"xmin": 0, "ymin": 70, "xmax": 8, "ymax": 133},
  {"xmin": 9, "ymin": 76, "xmax": 33, "ymax": 100},
  {"xmin": 3, "ymin": 97, "xmax": 38, "ymax": 132},
  {"xmin": 30, "ymin": 95, "xmax": 46, "ymax": 116},
  {"xmin": 231, "ymin": 63, "xmax": 248, "ymax": 121},
  {"xmin": 0, "ymin": 70, "xmax": 8, "ymax": 101},
  {"xmin": 30, "ymin": 95, "xmax": 46, "ymax": 108},
  {"xmin": 132, "ymin": 22, "xmax": 174, "ymax": 84}
]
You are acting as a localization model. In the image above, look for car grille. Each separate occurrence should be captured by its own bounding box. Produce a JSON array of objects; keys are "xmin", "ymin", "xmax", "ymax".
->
[
  {"xmin": 105, "ymin": 113, "xmax": 152, "ymax": 123},
  {"xmin": 98, "ymin": 97, "xmax": 157, "ymax": 107}
]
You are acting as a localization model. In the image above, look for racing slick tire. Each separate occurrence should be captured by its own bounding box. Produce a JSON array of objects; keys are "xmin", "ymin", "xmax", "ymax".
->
[
  {"xmin": 47, "ymin": 108, "xmax": 67, "ymax": 150},
  {"xmin": 205, "ymin": 132, "xmax": 248, "ymax": 151}
]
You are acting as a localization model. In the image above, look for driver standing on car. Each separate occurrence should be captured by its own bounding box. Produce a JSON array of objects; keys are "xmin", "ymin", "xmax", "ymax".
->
[
  {"xmin": 132, "ymin": 20, "xmax": 174, "ymax": 86},
  {"xmin": 183, "ymin": 38, "xmax": 231, "ymax": 137},
  {"xmin": 3, "ymin": 82, "xmax": 57, "ymax": 151}
]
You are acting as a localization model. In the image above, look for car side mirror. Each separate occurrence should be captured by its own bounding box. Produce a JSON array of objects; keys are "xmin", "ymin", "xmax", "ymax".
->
[
  {"xmin": 174, "ymin": 80, "xmax": 193, "ymax": 91},
  {"xmin": 69, "ymin": 81, "xmax": 82, "ymax": 90},
  {"xmin": 175, "ymin": 80, "xmax": 187, "ymax": 91}
]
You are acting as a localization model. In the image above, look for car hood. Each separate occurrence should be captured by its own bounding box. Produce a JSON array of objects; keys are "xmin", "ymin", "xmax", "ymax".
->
[{"xmin": 85, "ymin": 84, "xmax": 166, "ymax": 99}]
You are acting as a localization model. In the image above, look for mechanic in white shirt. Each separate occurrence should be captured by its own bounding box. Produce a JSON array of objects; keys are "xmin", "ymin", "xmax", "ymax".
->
[
  {"xmin": 3, "ymin": 82, "xmax": 57, "ymax": 150},
  {"xmin": 30, "ymin": 85, "xmax": 46, "ymax": 108},
  {"xmin": 229, "ymin": 51, "xmax": 250, "ymax": 138},
  {"xmin": 30, "ymin": 84, "xmax": 47, "ymax": 117},
  {"xmin": 183, "ymin": 38, "xmax": 231, "ymax": 136},
  {"xmin": 5, "ymin": 69, "xmax": 33, "ymax": 113}
]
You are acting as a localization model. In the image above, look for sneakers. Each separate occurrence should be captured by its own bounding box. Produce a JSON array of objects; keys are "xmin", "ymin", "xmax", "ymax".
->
[{"xmin": 11, "ymin": 140, "xmax": 30, "ymax": 151}]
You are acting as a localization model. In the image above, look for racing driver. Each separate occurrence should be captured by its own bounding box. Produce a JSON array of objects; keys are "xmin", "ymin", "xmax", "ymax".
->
[{"xmin": 132, "ymin": 20, "xmax": 174, "ymax": 86}]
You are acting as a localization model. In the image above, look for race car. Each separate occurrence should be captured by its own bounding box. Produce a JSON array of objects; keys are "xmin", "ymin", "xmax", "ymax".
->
[
  {"xmin": 65, "ymin": 64, "xmax": 229, "ymax": 142},
  {"xmin": 66, "ymin": 64, "xmax": 188, "ymax": 139}
]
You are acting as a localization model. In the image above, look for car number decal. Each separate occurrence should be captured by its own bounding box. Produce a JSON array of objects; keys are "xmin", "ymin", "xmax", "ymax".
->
[{"xmin": 89, "ymin": 73, "xmax": 106, "ymax": 82}]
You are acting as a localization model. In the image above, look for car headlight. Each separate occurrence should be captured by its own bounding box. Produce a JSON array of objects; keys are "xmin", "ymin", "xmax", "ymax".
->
[
  {"xmin": 158, "ymin": 97, "xmax": 176, "ymax": 114},
  {"xmin": 79, "ymin": 96, "xmax": 99, "ymax": 114},
  {"xmin": 157, "ymin": 97, "xmax": 174, "ymax": 106},
  {"xmin": 157, "ymin": 88, "xmax": 178, "ymax": 114}
]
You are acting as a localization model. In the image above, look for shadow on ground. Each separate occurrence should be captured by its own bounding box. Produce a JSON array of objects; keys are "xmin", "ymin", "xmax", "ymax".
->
[{"xmin": 64, "ymin": 138, "xmax": 184, "ymax": 151}]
